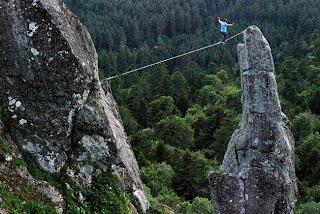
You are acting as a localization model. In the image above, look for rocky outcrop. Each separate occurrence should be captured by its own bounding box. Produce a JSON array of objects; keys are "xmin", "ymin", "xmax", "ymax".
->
[
  {"xmin": 0, "ymin": 0, "xmax": 148, "ymax": 212},
  {"xmin": 209, "ymin": 26, "xmax": 297, "ymax": 214},
  {"xmin": 0, "ymin": 118, "xmax": 65, "ymax": 214}
]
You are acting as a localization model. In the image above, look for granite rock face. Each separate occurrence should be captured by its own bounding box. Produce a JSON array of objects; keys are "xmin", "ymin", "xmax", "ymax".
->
[
  {"xmin": 209, "ymin": 26, "xmax": 297, "ymax": 214},
  {"xmin": 0, "ymin": 0, "xmax": 148, "ymax": 212},
  {"xmin": 0, "ymin": 119, "xmax": 65, "ymax": 214}
]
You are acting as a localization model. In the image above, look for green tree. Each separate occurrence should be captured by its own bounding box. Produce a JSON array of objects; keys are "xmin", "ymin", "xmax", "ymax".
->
[
  {"xmin": 155, "ymin": 116, "xmax": 194, "ymax": 149},
  {"xmin": 141, "ymin": 163, "xmax": 174, "ymax": 196},
  {"xmin": 127, "ymin": 81, "xmax": 151, "ymax": 126},
  {"xmin": 208, "ymin": 62, "xmax": 219, "ymax": 74},
  {"xmin": 190, "ymin": 197, "xmax": 215, "ymax": 214},
  {"xmin": 147, "ymin": 96, "xmax": 180, "ymax": 127},
  {"xmin": 292, "ymin": 112, "xmax": 320, "ymax": 140},
  {"xmin": 197, "ymin": 85, "xmax": 219, "ymax": 106},
  {"xmin": 116, "ymin": 46, "xmax": 135, "ymax": 74},
  {"xmin": 297, "ymin": 202, "xmax": 320, "ymax": 214},
  {"xmin": 212, "ymin": 111, "xmax": 242, "ymax": 161},
  {"xmin": 183, "ymin": 62, "xmax": 206, "ymax": 101},
  {"xmin": 296, "ymin": 132, "xmax": 320, "ymax": 186},
  {"xmin": 119, "ymin": 106, "xmax": 140, "ymax": 135},
  {"xmin": 313, "ymin": 39, "xmax": 320, "ymax": 61},
  {"xmin": 186, "ymin": 104, "xmax": 221, "ymax": 152},
  {"xmin": 223, "ymin": 86, "xmax": 242, "ymax": 111},
  {"xmin": 170, "ymin": 70, "xmax": 190, "ymax": 114},
  {"xmin": 147, "ymin": 64, "xmax": 171, "ymax": 98},
  {"xmin": 311, "ymin": 89, "xmax": 320, "ymax": 115},
  {"xmin": 173, "ymin": 151, "xmax": 210, "ymax": 200},
  {"xmin": 216, "ymin": 69, "xmax": 229, "ymax": 84}
]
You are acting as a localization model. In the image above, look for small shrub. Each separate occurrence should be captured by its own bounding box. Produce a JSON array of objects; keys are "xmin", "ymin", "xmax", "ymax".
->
[
  {"xmin": 0, "ymin": 183, "xmax": 57, "ymax": 214},
  {"xmin": 83, "ymin": 170, "xmax": 131, "ymax": 214},
  {"xmin": 13, "ymin": 158, "xmax": 27, "ymax": 167},
  {"xmin": 0, "ymin": 136, "xmax": 12, "ymax": 154},
  {"xmin": 190, "ymin": 197, "xmax": 214, "ymax": 214}
]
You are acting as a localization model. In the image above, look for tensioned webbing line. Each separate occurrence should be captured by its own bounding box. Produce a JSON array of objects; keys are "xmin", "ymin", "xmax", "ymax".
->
[{"xmin": 105, "ymin": 29, "xmax": 246, "ymax": 81}]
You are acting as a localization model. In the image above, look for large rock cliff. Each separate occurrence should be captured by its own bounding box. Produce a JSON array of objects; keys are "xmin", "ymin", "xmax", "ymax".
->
[
  {"xmin": 0, "ymin": 0, "xmax": 148, "ymax": 212},
  {"xmin": 209, "ymin": 26, "xmax": 297, "ymax": 214}
]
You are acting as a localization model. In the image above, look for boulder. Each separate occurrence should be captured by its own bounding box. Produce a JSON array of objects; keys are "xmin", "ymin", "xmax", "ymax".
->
[{"xmin": 0, "ymin": 0, "xmax": 149, "ymax": 212}]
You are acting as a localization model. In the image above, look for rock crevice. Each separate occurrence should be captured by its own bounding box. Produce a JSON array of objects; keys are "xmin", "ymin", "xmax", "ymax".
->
[
  {"xmin": 0, "ymin": 0, "xmax": 149, "ymax": 212},
  {"xmin": 210, "ymin": 26, "xmax": 297, "ymax": 214}
]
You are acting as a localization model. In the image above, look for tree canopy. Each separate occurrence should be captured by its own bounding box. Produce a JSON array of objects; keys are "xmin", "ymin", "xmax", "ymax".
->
[{"xmin": 64, "ymin": 0, "xmax": 320, "ymax": 212}]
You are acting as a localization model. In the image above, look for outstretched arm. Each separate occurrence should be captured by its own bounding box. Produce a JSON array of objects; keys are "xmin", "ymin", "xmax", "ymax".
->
[{"xmin": 228, "ymin": 22, "xmax": 235, "ymax": 27}]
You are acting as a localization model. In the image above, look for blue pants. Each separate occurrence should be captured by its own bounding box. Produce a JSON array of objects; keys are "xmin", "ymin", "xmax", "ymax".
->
[{"xmin": 221, "ymin": 32, "xmax": 227, "ymax": 42}]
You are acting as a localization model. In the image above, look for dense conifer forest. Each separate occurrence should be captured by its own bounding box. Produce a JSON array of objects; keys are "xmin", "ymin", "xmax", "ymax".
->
[{"xmin": 65, "ymin": 0, "xmax": 320, "ymax": 213}]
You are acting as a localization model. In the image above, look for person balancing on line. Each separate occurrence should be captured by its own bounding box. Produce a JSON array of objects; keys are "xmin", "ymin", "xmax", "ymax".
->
[{"xmin": 218, "ymin": 17, "xmax": 235, "ymax": 44}]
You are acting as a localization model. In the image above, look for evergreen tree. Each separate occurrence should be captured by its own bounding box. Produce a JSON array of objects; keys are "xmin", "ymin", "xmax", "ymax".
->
[{"xmin": 170, "ymin": 70, "xmax": 190, "ymax": 114}]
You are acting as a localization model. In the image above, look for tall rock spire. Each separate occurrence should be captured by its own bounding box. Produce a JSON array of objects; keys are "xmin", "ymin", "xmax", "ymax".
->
[{"xmin": 210, "ymin": 26, "xmax": 297, "ymax": 214}]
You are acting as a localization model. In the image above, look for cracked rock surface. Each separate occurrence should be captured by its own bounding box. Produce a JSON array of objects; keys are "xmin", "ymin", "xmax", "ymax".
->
[
  {"xmin": 0, "ymin": 0, "xmax": 149, "ymax": 212},
  {"xmin": 209, "ymin": 26, "xmax": 297, "ymax": 214}
]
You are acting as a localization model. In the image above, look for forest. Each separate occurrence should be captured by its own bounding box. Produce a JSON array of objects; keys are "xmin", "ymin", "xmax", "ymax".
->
[{"xmin": 64, "ymin": 0, "xmax": 320, "ymax": 213}]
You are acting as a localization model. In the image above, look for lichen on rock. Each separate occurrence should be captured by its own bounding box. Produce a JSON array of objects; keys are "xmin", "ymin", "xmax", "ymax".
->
[
  {"xmin": 209, "ymin": 26, "xmax": 297, "ymax": 214},
  {"xmin": 21, "ymin": 135, "xmax": 67, "ymax": 173},
  {"xmin": 0, "ymin": 0, "xmax": 149, "ymax": 212},
  {"xmin": 75, "ymin": 135, "xmax": 110, "ymax": 162}
]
